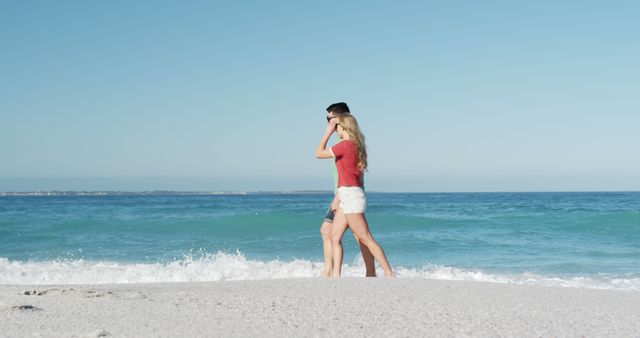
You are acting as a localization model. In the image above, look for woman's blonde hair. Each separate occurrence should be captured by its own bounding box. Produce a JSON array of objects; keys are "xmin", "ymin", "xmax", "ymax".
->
[{"xmin": 337, "ymin": 114, "xmax": 368, "ymax": 172}]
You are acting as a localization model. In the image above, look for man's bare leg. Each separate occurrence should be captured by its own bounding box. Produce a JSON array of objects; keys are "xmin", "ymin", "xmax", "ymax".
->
[{"xmin": 320, "ymin": 221, "xmax": 333, "ymax": 277}]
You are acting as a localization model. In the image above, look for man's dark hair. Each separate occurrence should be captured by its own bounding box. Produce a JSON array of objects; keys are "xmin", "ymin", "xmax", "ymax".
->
[{"xmin": 326, "ymin": 102, "xmax": 350, "ymax": 115}]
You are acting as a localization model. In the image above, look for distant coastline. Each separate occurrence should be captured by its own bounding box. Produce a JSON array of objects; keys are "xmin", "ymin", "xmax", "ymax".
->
[
  {"xmin": 0, "ymin": 190, "xmax": 334, "ymax": 196},
  {"xmin": 1, "ymin": 190, "xmax": 639, "ymax": 196}
]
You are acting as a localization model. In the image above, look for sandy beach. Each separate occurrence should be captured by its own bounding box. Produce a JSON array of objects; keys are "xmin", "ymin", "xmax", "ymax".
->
[{"xmin": 1, "ymin": 278, "xmax": 639, "ymax": 337}]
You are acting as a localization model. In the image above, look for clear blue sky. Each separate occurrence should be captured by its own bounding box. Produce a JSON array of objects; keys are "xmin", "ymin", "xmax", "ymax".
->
[{"xmin": 1, "ymin": 1, "xmax": 639, "ymax": 192}]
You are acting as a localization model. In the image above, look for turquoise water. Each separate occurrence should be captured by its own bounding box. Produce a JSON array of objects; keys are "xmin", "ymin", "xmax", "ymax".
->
[{"xmin": 1, "ymin": 192, "xmax": 639, "ymax": 289}]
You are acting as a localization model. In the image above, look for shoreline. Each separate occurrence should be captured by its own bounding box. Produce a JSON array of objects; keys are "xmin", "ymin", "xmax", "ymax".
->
[{"xmin": 2, "ymin": 278, "xmax": 639, "ymax": 337}]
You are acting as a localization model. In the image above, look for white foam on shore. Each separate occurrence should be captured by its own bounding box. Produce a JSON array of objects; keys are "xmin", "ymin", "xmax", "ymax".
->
[{"xmin": 1, "ymin": 253, "xmax": 638, "ymax": 291}]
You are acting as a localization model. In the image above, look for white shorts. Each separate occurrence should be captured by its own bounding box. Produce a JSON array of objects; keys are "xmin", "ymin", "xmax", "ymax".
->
[{"xmin": 338, "ymin": 186, "xmax": 367, "ymax": 214}]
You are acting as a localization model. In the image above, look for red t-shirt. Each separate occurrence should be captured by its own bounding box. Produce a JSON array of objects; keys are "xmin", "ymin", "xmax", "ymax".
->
[{"xmin": 331, "ymin": 140, "xmax": 363, "ymax": 188}]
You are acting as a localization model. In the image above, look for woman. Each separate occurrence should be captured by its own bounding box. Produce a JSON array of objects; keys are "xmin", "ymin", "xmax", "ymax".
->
[{"xmin": 315, "ymin": 114, "xmax": 394, "ymax": 277}]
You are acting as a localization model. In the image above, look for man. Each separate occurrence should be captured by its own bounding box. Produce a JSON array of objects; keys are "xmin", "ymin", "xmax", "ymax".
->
[{"xmin": 320, "ymin": 102, "xmax": 376, "ymax": 277}]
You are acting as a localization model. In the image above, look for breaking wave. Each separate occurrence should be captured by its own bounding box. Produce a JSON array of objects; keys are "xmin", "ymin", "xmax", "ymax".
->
[{"xmin": 1, "ymin": 253, "xmax": 638, "ymax": 291}]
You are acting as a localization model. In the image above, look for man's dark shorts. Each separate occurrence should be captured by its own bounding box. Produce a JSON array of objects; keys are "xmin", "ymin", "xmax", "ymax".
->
[{"xmin": 323, "ymin": 206, "xmax": 334, "ymax": 224}]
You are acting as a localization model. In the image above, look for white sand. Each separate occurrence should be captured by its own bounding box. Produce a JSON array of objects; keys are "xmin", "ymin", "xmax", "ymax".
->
[{"xmin": 1, "ymin": 278, "xmax": 639, "ymax": 337}]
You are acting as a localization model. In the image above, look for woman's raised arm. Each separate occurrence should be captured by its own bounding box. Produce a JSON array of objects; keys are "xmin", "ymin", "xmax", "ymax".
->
[{"xmin": 315, "ymin": 119, "xmax": 337, "ymax": 159}]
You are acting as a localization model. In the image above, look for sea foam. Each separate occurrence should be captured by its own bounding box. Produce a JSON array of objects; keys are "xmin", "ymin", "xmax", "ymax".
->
[{"xmin": 1, "ymin": 253, "xmax": 638, "ymax": 291}]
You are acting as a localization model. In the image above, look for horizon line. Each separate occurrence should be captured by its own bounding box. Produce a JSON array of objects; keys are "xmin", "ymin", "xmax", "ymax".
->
[{"xmin": 1, "ymin": 190, "xmax": 639, "ymax": 196}]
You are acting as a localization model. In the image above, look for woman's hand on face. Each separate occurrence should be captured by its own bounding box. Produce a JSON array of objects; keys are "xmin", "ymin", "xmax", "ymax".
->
[{"xmin": 326, "ymin": 118, "xmax": 338, "ymax": 134}]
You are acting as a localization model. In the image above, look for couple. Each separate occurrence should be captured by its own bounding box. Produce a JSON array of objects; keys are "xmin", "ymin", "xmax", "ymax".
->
[{"xmin": 315, "ymin": 102, "xmax": 394, "ymax": 278}]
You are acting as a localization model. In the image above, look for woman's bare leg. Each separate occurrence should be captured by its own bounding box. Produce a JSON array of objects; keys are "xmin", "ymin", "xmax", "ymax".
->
[
  {"xmin": 329, "ymin": 208, "xmax": 349, "ymax": 277},
  {"xmin": 345, "ymin": 213, "xmax": 394, "ymax": 277},
  {"xmin": 325, "ymin": 216, "xmax": 375, "ymax": 277},
  {"xmin": 320, "ymin": 221, "xmax": 333, "ymax": 277},
  {"xmin": 352, "ymin": 233, "xmax": 376, "ymax": 277}
]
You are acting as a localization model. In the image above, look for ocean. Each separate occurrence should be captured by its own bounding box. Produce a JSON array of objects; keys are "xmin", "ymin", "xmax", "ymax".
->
[{"xmin": 1, "ymin": 192, "xmax": 639, "ymax": 290}]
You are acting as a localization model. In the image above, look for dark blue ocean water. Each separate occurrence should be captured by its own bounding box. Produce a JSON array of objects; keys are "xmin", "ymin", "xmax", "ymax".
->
[{"xmin": 1, "ymin": 192, "xmax": 639, "ymax": 289}]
